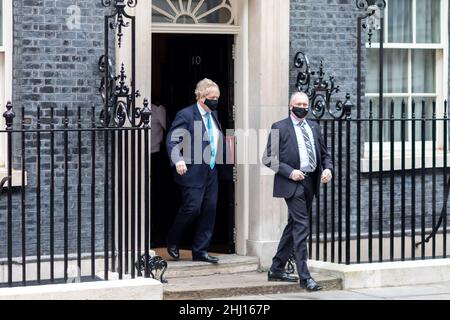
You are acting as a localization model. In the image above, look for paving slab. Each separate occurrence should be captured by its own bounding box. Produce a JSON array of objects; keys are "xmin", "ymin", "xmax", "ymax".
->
[
  {"xmin": 391, "ymin": 294, "xmax": 450, "ymax": 300},
  {"xmin": 213, "ymin": 282, "xmax": 450, "ymax": 300},
  {"xmin": 351, "ymin": 282, "xmax": 450, "ymax": 299},
  {"xmin": 213, "ymin": 290, "xmax": 382, "ymax": 300}
]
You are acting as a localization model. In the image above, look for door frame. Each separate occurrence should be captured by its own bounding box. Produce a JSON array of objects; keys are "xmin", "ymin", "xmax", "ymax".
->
[
  {"xmin": 130, "ymin": 0, "xmax": 249, "ymax": 255},
  {"xmin": 131, "ymin": 1, "xmax": 291, "ymax": 263}
]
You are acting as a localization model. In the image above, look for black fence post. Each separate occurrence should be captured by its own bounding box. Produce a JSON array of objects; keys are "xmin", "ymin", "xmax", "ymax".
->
[
  {"xmin": 3, "ymin": 101, "xmax": 15, "ymax": 287},
  {"xmin": 36, "ymin": 106, "xmax": 41, "ymax": 283},
  {"xmin": 21, "ymin": 106, "xmax": 27, "ymax": 284},
  {"xmin": 141, "ymin": 99, "xmax": 151, "ymax": 278},
  {"xmin": 344, "ymin": 95, "xmax": 353, "ymax": 265}
]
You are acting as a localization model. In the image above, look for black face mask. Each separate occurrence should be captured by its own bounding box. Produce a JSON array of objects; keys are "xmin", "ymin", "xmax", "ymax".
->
[
  {"xmin": 292, "ymin": 107, "xmax": 309, "ymax": 119},
  {"xmin": 204, "ymin": 98, "xmax": 219, "ymax": 111}
]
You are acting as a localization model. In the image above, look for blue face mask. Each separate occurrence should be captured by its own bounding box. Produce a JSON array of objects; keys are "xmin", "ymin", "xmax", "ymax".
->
[
  {"xmin": 292, "ymin": 107, "xmax": 309, "ymax": 119},
  {"xmin": 204, "ymin": 98, "xmax": 219, "ymax": 111}
]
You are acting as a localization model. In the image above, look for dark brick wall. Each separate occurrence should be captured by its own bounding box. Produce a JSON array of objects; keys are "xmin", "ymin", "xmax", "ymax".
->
[
  {"xmin": 0, "ymin": 0, "xmax": 110, "ymax": 259},
  {"xmin": 290, "ymin": 0, "xmax": 358, "ymax": 100},
  {"xmin": 289, "ymin": 0, "xmax": 450, "ymax": 238}
]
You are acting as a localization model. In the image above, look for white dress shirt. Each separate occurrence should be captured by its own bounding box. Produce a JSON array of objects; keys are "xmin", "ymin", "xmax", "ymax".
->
[
  {"xmin": 197, "ymin": 103, "xmax": 220, "ymax": 153},
  {"xmin": 291, "ymin": 115, "xmax": 317, "ymax": 173}
]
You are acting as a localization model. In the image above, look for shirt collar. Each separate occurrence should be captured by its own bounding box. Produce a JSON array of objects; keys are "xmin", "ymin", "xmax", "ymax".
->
[
  {"xmin": 291, "ymin": 114, "xmax": 306, "ymax": 127},
  {"xmin": 197, "ymin": 103, "xmax": 209, "ymax": 117}
]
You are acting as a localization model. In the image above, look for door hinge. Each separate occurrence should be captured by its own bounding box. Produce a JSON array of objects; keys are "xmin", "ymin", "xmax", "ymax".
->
[
  {"xmin": 232, "ymin": 43, "xmax": 236, "ymax": 60},
  {"xmin": 233, "ymin": 166, "xmax": 237, "ymax": 183},
  {"xmin": 232, "ymin": 105, "xmax": 236, "ymax": 121},
  {"xmin": 233, "ymin": 227, "xmax": 237, "ymax": 244}
]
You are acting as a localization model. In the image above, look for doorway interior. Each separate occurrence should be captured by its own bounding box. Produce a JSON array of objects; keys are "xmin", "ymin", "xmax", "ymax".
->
[{"xmin": 150, "ymin": 33, "xmax": 236, "ymax": 255}]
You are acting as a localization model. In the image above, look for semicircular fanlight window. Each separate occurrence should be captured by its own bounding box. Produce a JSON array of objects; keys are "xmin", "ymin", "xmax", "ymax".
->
[{"xmin": 152, "ymin": 0, "xmax": 235, "ymax": 24}]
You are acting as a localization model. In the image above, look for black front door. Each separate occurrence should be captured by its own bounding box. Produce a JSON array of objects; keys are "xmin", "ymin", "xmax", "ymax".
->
[{"xmin": 151, "ymin": 33, "xmax": 235, "ymax": 254}]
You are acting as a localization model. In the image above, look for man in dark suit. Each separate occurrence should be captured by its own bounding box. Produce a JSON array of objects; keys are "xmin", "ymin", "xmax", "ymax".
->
[
  {"xmin": 165, "ymin": 78, "xmax": 228, "ymax": 264},
  {"xmin": 262, "ymin": 92, "xmax": 333, "ymax": 291}
]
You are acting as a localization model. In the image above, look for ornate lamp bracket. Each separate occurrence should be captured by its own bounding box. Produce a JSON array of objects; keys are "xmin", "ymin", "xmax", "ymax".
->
[{"xmin": 356, "ymin": 0, "xmax": 386, "ymax": 47}]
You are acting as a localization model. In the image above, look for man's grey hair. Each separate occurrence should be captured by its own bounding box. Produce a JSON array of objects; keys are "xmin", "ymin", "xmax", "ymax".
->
[{"xmin": 289, "ymin": 92, "xmax": 309, "ymax": 106}]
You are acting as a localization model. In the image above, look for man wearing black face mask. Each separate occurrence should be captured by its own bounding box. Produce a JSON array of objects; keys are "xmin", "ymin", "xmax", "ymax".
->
[
  {"xmin": 166, "ymin": 78, "xmax": 229, "ymax": 264},
  {"xmin": 262, "ymin": 92, "xmax": 333, "ymax": 291}
]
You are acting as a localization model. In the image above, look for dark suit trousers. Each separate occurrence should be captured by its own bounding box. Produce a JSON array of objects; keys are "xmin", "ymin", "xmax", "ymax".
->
[
  {"xmin": 167, "ymin": 167, "xmax": 218, "ymax": 256},
  {"xmin": 270, "ymin": 176, "xmax": 315, "ymax": 281}
]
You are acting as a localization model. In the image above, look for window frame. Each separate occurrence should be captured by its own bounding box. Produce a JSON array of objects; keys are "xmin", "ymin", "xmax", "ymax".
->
[{"xmin": 362, "ymin": 0, "xmax": 449, "ymax": 171}]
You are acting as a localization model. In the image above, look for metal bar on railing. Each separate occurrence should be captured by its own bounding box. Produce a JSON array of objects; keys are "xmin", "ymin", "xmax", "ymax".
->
[
  {"xmin": 125, "ymin": 130, "xmax": 129, "ymax": 275},
  {"xmin": 77, "ymin": 106, "xmax": 82, "ymax": 278},
  {"xmin": 111, "ymin": 124, "xmax": 116, "ymax": 274},
  {"xmin": 444, "ymin": 101, "xmax": 448, "ymax": 258},
  {"xmin": 323, "ymin": 122, "xmax": 328, "ymax": 262},
  {"xmin": 118, "ymin": 129, "xmax": 124, "ymax": 279},
  {"xmin": 137, "ymin": 128, "xmax": 142, "ymax": 264},
  {"xmin": 369, "ymin": 100, "xmax": 373, "ymax": 263},
  {"xmin": 401, "ymin": 100, "xmax": 406, "ymax": 261},
  {"xmin": 64, "ymin": 106, "xmax": 69, "ymax": 281},
  {"xmin": 36, "ymin": 106, "xmax": 42, "ymax": 283},
  {"xmin": 316, "ymin": 129, "xmax": 320, "ymax": 262},
  {"xmin": 131, "ymin": 129, "xmax": 136, "ymax": 279},
  {"xmin": 4, "ymin": 101, "xmax": 14, "ymax": 287},
  {"xmin": 338, "ymin": 121, "xmax": 343, "ymax": 264},
  {"xmin": 50, "ymin": 106, "xmax": 55, "ymax": 281},
  {"xmin": 103, "ymin": 13, "xmax": 110, "ymax": 282},
  {"xmin": 21, "ymin": 106, "xmax": 27, "ymax": 284},
  {"xmin": 421, "ymin": 101, "xmax": 426, "ymax": 260},
  {"xmin": 411, "ymin": 100, "xmax": 416, "ymax": 260},
  {"xmin": 389, "ymin": 100, "xmax": 395, "ymax": 262},
  {"xmin": 144, "ymin": 119, "xmax": 150, "ymax": 278},
  {"xmin": 432, "ymin": 101, "xmax": 437, "ymax": 258},
  {"xmin": 331, "ymin": 121, "xmax": 336, "ymax": 263},
  {"xmin": 345, "ymin": 115, "xmax": 351, "ymax": 265},
  {"xmin": 131, "ymin": 13, "xmax": 137, "ymax": 280},
  {"xmin": 378, "ymin": 106, "xmax": 383, "ymax": 263},
  {"xmin": 91, "ymin": 107, "xmax": 96, "ymax": 278},
  {"xmin": 378, "ymin": 17, "xmax": 385, "ymax": 263}
]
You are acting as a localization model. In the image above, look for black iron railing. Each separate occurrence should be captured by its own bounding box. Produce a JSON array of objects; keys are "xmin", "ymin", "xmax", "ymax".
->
[
  {"xmin": 0, "ymin": 100, "xmax": 171, "ymax": 287},
  {"xmin": 305, "ymin": 99, "xmax": 449, "ymax": 265},
  {"xmin": 293, "ymin": 47, "xmax": 449, "ymax": 265}
]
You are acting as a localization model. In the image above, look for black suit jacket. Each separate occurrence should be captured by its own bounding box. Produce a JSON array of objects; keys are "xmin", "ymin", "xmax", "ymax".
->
[
  {"xmin": 262, "ymin": 117, "xmax": 333, "ymax": 199},
  {"xmin": 166, "ymin": 104, "xmax": 232, "ymax": 188}
]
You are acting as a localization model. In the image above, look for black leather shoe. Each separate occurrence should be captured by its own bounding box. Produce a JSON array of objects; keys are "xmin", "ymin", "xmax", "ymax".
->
[
  {"xmin": 300, "ymin": 278, "xmax": 322, "ymax": 291},
  {"xmin": 267, "ymin": 270, "xmax": 299, "ymax": 283},
  {"xmin": 167, "ymin": 245, "xmax": 180, "ymax": 260},
  {"xmin": 192, "ymin": 254, "xmax": 219, "ymax": 264}
]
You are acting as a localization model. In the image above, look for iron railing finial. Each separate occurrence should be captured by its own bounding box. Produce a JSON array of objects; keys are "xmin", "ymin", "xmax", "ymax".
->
[{"xmin": 3, "ymin": 101, "xmax": 15, "ymax": 129}]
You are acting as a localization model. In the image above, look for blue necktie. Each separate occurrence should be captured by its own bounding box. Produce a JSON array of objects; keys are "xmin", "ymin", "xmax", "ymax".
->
[{"xmin": 207, "ymin": 113, "xmax": 216, "ymax": 170}]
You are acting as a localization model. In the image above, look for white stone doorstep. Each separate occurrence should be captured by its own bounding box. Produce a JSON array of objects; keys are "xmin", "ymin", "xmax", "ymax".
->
[
  {"xmin": 308, "ymin": 259, "xmax": 450, "ymax": 290},
  {"xmin": 0, "ymin": 278, "xmax": 163, "ymax": 300}
]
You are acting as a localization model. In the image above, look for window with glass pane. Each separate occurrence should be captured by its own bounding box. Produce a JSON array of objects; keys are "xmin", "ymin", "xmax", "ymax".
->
[
  {"xmin": 388, "ymin": 0, "xmax": 413, "ymax": 43},
  {"xmin": 412, "ymin": 50, "xmax": 436, "ymax": 93},
  {"xmin": 366, "ymin": 49, "xmax": 409, "ymax": 94},
  {"xmin": 416, "ymin": 0, "xmax": 440, "ymax": 43},
  {"xmin": 365, "ymin": 98, "xmax": 407, "ymax": 143},
  {"xmin": 365, "ymin": 0, "xmax": 442, "ymax": 144}
]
